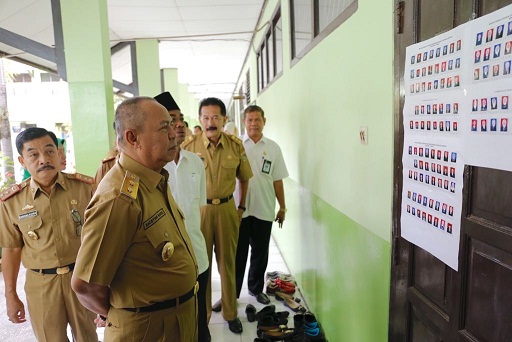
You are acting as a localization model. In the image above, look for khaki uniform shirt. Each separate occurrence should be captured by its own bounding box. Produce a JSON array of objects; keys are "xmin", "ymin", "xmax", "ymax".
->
[
  {"xmin": 94, "ymin": 156, "xmax": 116, "ymax": 191},
  {"xmin": 0, "ymin": 173, "xmax": 94, "ymax": 269},
  {"xmin": 74, "ymin": 153, "xmax": 198, "ymax": 309},
  {"xmin": 181, "ymin": 132, "xmax": 253, "ymax": 199}
]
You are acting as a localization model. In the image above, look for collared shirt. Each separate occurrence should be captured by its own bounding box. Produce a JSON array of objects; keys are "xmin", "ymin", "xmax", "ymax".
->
[
  {"xmin": 242, "ymin": 134, "xmax": 288, "ymax": 221},
  {"xmin": 74, "ymin": 153, "xmax": 197, "ymax": 308},
  {"xmin": 0, "ymin": 172, "xmax": 93, "ymax": 269},
  {"xmin": 181, "ymin": 131, "xmax": 252, "ymax": 199},
  {"xmin": 164, "ymin": 149, "xmax": 209, "ymax": 274}
]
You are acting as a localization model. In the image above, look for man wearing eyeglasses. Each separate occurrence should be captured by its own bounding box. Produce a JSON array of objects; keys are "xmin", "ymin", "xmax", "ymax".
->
[{"xmin": 0, "ymin": 127, "xmax": 97, "ymax": 341}]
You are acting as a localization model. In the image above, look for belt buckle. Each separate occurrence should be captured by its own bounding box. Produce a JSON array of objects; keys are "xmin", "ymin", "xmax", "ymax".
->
[
  {"xmin": 56, "ymin": 266, "xmax": 70, "ymax": 275},
  {"xmin": 194, "ymin": 281, "xmax": 199, "ymax": 295},
  {"xmin": 212, "ymin": 198, "xmax": 220, "ymax": 205}
]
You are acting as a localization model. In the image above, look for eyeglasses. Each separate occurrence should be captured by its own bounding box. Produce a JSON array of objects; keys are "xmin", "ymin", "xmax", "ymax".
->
[{"xmin": 71, "ymin": 209, "xmax": 82, "ymax": 236}]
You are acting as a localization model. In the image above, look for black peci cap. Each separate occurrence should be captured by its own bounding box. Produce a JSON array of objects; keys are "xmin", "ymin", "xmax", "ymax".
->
[{"xmin": 154, "ymin": 91, "xmax": 180, "ymax": 111}]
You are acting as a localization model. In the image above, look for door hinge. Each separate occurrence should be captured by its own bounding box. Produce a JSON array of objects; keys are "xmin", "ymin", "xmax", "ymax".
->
[{"xmin": 396, "ymin": 1, "xmax": 405, "ymax": 34}]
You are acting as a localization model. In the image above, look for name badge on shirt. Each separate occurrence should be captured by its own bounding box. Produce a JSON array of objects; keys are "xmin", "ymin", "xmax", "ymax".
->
[
  {"xmin": 262, "ymin": 159, "xmax": 272, "ymax": 174},
  {"xmin": 144, "ymin": 208, "xmax": 166, "ymax": 230},
  {"xmin": 19, "ymin": 210, "xmax": 38, "ymax": 220}
]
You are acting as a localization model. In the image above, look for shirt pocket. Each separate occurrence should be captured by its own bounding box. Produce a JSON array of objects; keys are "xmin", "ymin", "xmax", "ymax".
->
[
  {"xmin": 18, "ymin": 216, "xmax": 44, "ymax": 246},
  {"xmin": 143, "ymin": 216, "xmax": 174, "ymax": 263},
  {"xmin": 186, "ymin": 173, "xmax": 200, "ymax": 200},
  {"xmin": 221, "ymin": 158, "xmax": 239, "ymax": 181}
]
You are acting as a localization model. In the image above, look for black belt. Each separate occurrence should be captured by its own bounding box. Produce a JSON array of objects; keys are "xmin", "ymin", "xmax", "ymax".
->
[
  {"xmin": 122, "ymin": 282, "xmax": 199, "ymax": 313},
  {"xmin": 32, "ymin": 262, "xmax": 75, "ymax": 275},
  {"xmin": 207, "ymin": 194, "xmax": 233, "ymax": 205}
]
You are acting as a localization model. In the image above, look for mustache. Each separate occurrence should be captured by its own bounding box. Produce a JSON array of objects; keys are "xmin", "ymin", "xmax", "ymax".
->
[
  {"xmin": 37, "ymin": 165, "xmax": 55, "ymax": 172},
  {"xmin": 206, "ymin": 127, "xmax": 217, "ymax": 131}
]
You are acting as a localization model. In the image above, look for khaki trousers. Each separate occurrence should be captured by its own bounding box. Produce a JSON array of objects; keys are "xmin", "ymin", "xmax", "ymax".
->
[
  {"xmin": 201, "ymin": 199, "xmax": 239, "ymax": 321},
  {"xmin": 104, "ymin": 295, "xmax": 197, "ymax": 342},
  {"xmin": 25, "ymin": 270, "xmax": 97, "ymax": 342}
]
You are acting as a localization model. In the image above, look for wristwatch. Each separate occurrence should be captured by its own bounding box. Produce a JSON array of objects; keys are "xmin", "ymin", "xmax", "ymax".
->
[{"xmin": 238, "ymin": 205, "xmax": 246, "ymax": 212}]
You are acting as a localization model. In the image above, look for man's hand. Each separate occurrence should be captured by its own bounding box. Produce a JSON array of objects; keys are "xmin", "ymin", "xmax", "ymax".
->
[
  {"xmin": 6, "ymin": 294, "xmax": 26, "ymax": 323},
  {"xmin": 237, "ymin": 208, "xmax": 244, "ymax": 222},
  {"xmin": 275, "ymin": 211, "xmax": 285, "ymax": 228}
]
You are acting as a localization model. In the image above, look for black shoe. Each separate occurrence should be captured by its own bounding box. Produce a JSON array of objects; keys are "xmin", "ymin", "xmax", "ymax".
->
[
  {"xmin": 212, "ymin": 299, "xmax": 222, "ymax": 312},
  {"xmin": 227, "ymin": 317, "xmax": 243, "ymax": 334},
  {"xmin": 251, "ymin": 292, "xmax": 271, "ymax": 305},
  {"xmin": 246, "ymin": 304, "xmax": 257, "ymax": 322}
]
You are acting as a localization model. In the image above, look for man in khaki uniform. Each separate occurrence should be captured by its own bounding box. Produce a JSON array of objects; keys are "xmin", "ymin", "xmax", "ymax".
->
[
  {"xmin": 0, "ymin": 127, "xmax": 97, "ymax": 341},
  {"xmin": 71, "ymin": 96, "xmax": 198, "ymax": 342},
  {"xmin": 182, "ymin": 97, "xmax": 252, "ymax": 334}
]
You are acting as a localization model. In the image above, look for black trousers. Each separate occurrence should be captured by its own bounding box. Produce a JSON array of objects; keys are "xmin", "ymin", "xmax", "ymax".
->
[
  {"xmin": 197, "ymin": 268, "xmax": 210, "ymax": 342},
  {"xmin": 235, "ymin": 216, "xmax": 273, "ymax": 297}
]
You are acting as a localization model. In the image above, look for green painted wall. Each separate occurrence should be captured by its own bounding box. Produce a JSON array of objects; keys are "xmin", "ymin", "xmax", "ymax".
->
[{"xmin": 235, "ymin": 0, "xmax": 394, "ymax": 340}]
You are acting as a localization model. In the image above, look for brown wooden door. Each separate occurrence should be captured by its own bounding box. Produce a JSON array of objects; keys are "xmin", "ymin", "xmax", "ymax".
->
[{"xmin": 390, "ymin": 1, "xmax": 512, "ymax": 341}]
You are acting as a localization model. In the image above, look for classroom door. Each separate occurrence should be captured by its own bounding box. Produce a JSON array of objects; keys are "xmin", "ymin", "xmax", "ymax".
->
[{"xmin": 390, "ymin": 0, "xmax": 512, "ymax": 341}]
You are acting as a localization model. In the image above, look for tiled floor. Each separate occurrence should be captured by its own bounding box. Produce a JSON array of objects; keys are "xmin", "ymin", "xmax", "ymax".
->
[{"xmin": 0, "ymin": 237, "xmax": 301, "ymax": 341}]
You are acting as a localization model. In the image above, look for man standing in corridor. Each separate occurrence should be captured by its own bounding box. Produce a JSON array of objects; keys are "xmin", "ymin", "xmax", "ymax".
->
[
  {"xmin": 72, "ymin": 97, "xmax": 198, "ymax": 341},
  {"xmin": 0, "ymin": 127, "xmax": 97, "ymax": 341},
  {"xmin": 182, "ymin": 97, "xmax": 253, "ymax": 334},
  {"xmin": 235, "ymin": 105, "xmax": 289, "ymax": 305}
]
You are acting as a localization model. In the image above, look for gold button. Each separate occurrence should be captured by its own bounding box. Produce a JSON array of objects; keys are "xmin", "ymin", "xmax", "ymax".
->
[
  {"xmin": 27, "ymin": 231, "xmax": 38, "ymax": 240},
  {"xmin": 164, "ymin": 232, "xmax": 169, "ymax": 238}
]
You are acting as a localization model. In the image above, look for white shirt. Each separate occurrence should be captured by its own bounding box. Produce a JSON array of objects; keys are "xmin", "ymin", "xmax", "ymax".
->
[
  {"xmin": 164, "ymin": 149, "xmax": 209, "ymax": 274},
  {"xmin": 242, "ymin": 134, "xmax": 288, "ymax": 221}
]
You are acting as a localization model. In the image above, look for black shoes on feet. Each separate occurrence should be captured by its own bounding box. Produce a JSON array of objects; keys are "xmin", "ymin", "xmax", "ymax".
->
[
  {"xmin": 227, "ymin": 317, "xmax": 243, "ymax": 334},
  {"xmin": 249, "ymin": 291, "xmax": 271, "ymax": 305},
  {"xmin": 211, "ymin": 299, "xmax": 222, "ymax": 312}
]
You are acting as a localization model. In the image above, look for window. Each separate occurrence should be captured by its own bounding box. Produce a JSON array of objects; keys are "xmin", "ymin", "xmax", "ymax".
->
[
  {"xmin": 256, "ymin": 7, "xmax": 283, "ymax": 93},
  {"xmin": 41, "ymin": 73, "xmax": 61, "ymax": 82},
  {"xmin": 291, "ymin": 0, "xmax": 357, "ymax": 60},
  {"xmin": 245, "ymin": 71, "xmax": 251, "ymax": 105},
  {"xmin": 274, "ymin": 15, "xmax": 283, "ymax": 75},
  {"xmin": 12, "ymin": 73, "xmax": 32, "ymax": 82}
]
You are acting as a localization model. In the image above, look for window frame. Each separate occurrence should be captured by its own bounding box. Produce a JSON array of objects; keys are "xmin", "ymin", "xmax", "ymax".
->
[{"xmin": 290, "ymin": 0, "xmax": 358, "ymax": 66}]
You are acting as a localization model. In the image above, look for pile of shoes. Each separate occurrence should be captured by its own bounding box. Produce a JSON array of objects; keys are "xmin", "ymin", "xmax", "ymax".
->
[
  {"xmin": 292, "ymin": 312, "xmax": 327, "ymax": 341},
  {"xmin": 249, "ymin": 304, "xmax": 296, "ymax": 341},
  {"xmin": 251, "ymin": 309, "xmax": 327, "ymax": 341},
  {"xmin": 266, "ymin": 271, "xmax": 297, "ymax": 296}
]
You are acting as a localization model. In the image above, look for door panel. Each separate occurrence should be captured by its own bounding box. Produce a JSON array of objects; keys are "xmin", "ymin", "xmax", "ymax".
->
[
  {"xmin": 419, "ymin": 0, "xmax": 454, "ymax": 41},
  {"xmin": 390, "ymin": 1, "xmax": 512, "ymax": 341},
  {"xmin": 462, "ymin": 238, "xmax": 512, "ymax": 342}
]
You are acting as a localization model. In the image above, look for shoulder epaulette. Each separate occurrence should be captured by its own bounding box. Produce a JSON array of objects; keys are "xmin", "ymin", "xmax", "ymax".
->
[
  {"xmin": 0, "ymin": 181, "xmax": 29, "ymax": 202},
  {"xmin": 229, "ymin": 134, "xmax": 243, "ymax": 146},
  {"xmin": 181, "ymin": 134, "xmax": 197, "ymax": 148},
  {"xmin": 102, "ymin": 156, "xmax": 116, "ymax": 163},
  {"xmin": 120, "ymin": 171, "xmax": 139, "ymax": 199},
  {"xmin": 66, "ymin": 173, "xmax": 94, "ymax": 185}
]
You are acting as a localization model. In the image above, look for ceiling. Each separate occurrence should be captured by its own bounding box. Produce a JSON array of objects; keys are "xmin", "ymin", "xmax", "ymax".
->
[{"xmin": 0, "ymin": 0, "xmax": 265, "ymax": 105}]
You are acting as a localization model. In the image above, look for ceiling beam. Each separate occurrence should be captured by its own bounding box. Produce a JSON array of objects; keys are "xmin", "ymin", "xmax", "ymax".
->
[{"xmin": 0, "ymin": 28, "xmax": 56, "ymax": 63}]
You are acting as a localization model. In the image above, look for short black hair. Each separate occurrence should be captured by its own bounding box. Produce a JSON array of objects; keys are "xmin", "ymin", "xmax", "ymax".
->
[
  {"xmin": 194, "ymin": 125, "xmax": 202, "ymax": 131},
  {"xmin": 16, "ymin": 127, "xmax": 58, "ymax": 155},
  {"xmin": 243, "ymin": 105, "xmax": 265, "ymax": 119},
  {"xmin": 198, "ymin": 97, "xmax": 226, "ymax": 117}
]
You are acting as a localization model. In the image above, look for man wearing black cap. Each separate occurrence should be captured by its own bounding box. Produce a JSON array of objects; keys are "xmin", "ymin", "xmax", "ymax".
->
[{"xmin": 155, "ymin": 91, "xmax": 211, "ymax": 341}]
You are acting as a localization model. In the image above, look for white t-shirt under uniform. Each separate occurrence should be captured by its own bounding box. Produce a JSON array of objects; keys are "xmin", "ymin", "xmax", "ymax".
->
[
  {"xmin": 164, "ymin": 149, "xmax": 209, "ymax": 274},
  {"xmin": 242, "ymin": 134, "xmax": 289, "ymax": 222}
]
